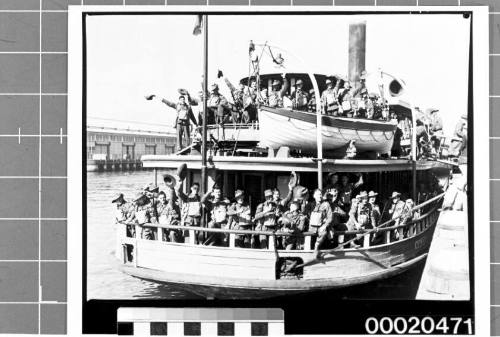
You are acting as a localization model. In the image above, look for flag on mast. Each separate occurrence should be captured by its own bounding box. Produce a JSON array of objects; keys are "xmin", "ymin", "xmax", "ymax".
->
[{"xmin": 193, "ymin": 15, "xmax": 203, "ymax": 36}]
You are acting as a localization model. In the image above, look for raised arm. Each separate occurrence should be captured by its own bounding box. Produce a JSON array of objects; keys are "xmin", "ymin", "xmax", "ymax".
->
[
  {"xmin": 279, "ymin": 75, "xmax": 289, "ymax": 98},
  {"xmin": 201, "ymin": 190, "xmax": 212, "ymax": 206},
  {"xmin": 184, "ymin": 91, "xmax": 198, "ymax": 106},
  {"xmin": 224, "ymin": 77, "xmax": 237, "ymax": 93},
  {"xmin": 159, "ymin": 98, "xmax": 176, "ymax": 110},
  {"xmin": 187, "ymin": 107, "xmax": 198, "ymax": 126},
  {"xmin": 175, "ymin": 182, "xmax": 189, "ymax": 203}
]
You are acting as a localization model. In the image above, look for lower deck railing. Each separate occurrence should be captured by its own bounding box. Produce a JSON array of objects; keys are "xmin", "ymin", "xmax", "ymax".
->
[{"xmin": 117, "ymin": 193, "xmax": 444, "ymax": 255}]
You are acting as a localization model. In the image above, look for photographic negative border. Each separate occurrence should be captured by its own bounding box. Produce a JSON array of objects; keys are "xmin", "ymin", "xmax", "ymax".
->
[{"xmin": 67, "ymin": 6, "xmax": 489, "ymax": 335}]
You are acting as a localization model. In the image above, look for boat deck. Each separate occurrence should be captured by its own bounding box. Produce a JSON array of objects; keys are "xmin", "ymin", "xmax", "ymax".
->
[{"xmin": 142, "ymin": 154, "xmax": 452, "ymax": 173}]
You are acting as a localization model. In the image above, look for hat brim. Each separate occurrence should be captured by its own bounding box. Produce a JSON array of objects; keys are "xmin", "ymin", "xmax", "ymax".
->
[
  {"xmin": 177, "ymin": 163, "xmax": 188, "ymax": 180},
  {"xmin": 134, "ymin": 195, "xmax": 148, "ymax": 202},
  {"xmin": 162, "ymin": 174, "xmax": 178, "ymax": 187}
]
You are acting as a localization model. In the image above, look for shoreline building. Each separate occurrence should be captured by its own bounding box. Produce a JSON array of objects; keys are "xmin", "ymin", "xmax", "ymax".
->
[{"xmin": 86, "ymin": 126, "xmax": 176, "ymax": 171}]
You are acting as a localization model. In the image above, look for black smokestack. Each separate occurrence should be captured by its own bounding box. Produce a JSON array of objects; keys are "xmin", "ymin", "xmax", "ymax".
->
[{"xmin": 348, "ymin": 22, "xmax": 366, "ymax": 84}]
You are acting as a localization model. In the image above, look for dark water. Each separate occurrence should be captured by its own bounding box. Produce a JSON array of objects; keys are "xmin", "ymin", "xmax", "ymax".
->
[{"xmin": 87, "ymin": 170, "xmax": 424, "ymax": 300}]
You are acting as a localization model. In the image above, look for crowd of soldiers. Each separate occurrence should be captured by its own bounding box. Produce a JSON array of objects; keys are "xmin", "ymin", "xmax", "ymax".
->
[
  {"xmin": 112, "ymin": 172, "xmax": 425, "ymax": 258},
  {"xmin": 414, "ymin": 107, "xmax": 468, "ymax": 161},
  {"xmin": 145, "ymin": 73, "xmax": 391, "ymax": 152}
]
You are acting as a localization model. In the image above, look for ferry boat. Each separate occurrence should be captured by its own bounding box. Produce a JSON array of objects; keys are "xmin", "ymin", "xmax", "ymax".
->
[
  {"xmin": 114, "ymin": 26, "xmax": 454, "ymax": 299},
  {"xmin": 115, "ymin": 154, "xmax": 451, "ymax": 299}
]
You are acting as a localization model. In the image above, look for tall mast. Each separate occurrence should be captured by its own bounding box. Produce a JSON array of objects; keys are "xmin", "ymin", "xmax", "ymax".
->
[{"xmin": 201, "ymin": 15, "xmax": 208, "ymax": 196}]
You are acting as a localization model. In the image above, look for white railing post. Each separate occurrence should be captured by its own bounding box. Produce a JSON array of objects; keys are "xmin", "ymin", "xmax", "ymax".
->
[
  {"xmin": 363, "ymin": 234, "xmax": 370, "ymax": 248},
  {"xmin": 229, "ymin": 233, "xmax": 236, "ymax": 248},
  {"xmin": 398, "ymin": 227, "xmax": 404, "ymax": 240},
  {"xmin": 304, "ymin": 235, "xmax": 312, "ymax": 250},
  {"xmin": 385, "ymin": 230, "xmax": 391, "ymax": 244},
  {"xmin": 189, "ymin": 230, "xmax": 196, "ymax": 245},
  {"xmin": 268, "ymin": 234, "xmax": 275, "ymax": 251},
  {"xmin": 338, "ymin": 234, "xmax": 344, "ymax": 248}
]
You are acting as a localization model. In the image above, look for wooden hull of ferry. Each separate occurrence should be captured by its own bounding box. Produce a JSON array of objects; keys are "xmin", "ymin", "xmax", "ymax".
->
[
  {"xmin": 119, "ymin": 210, "xmax": 438, "ymax": 299},
  {"xmin": 258, "ymin": 106, "xmax": 397, "ymax": 154}
]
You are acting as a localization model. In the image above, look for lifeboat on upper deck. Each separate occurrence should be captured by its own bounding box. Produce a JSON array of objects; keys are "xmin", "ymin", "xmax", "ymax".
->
[{"xmin": 239, "ymin": 72, "xmax": 411, "ymax": 157}]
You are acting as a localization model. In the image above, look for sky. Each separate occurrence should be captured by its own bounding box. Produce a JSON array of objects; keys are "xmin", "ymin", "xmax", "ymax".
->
[{"xmin": 86, "ymin": 13, "xmax": 471, "ymax": 136}]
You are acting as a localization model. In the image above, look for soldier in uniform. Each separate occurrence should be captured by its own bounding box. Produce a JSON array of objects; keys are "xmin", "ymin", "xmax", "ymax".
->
[
  {"xmin": 223, "ymin": 76, "xmax": 245, "ymax": 108},
  {"xmin": 128, "ymin": 193, "xmax": 157, "ymax": 240},
  {"xmin": 367, "ymin": 191, "xmax": 384, "ymax": 244},
  {"xmin": 268, "ymin": 74, "xmax": 288, "ymax": 108},
  {"xmin": 307, "ymin": 89, "xmax": 317, "ymax": 112},
  {"xmin": 325, "ymin": 173, "xmax": 340, "ymax": 191},
  {"xmin": 260, "ymin": 88, "xmax": 269, "ymax": 106},
  {"xmin": 271, "ymin": 188, "xmax": 288, "ymax": 216},
  {"xmin": 112, "ymin": 193, "xmax": 134, "ymax": 237},
  {"xmin": 339, "ymin": 174, "xmax": 364, "ymax": 211},
  {"xmin": 388, "ymin": 191, "xmax": 405, "ymax": 219},
  {"xmin": 354, "ymin": 191, "xmax": 376, "ymax": 231},
  {"xmin": 222, "ymin": 75, "xmax": 245, "ymax": 124},
  {"xmin": 415, "ymin": 119, "xmax": 431, "ymax": 159},
  {"xmin": 338, "ymin": 81, "xmax": 354, "ymax": 117},
  {"xmin": 387, "ymin": 191, "xmax": 406, "ymax": 239},
  {"xmin": 201, "ymin": 184, "xmax": 230, "ymax": 246},
  {"xmin": 427, "ymin": 108, "xmax": 444, "ymax": 155},
  {"xmin": 156, "ymin": 190, "xmax": 182, "ymax": 242},
  {"xmin": 366, "ymin": 93, "xmax": 376, "ymax": 119},
  {"xmin": 146, "ymin": 94, "xmax": 198, "ymax": 152},
  {"xmin": 175, "ymin": 180, "xmax": 202, "ymax": 244},
  {"xmin": 227, "ymin": 190, "xmax": 253, "ymax": 248},
  {"xmin": 143, "ymin": 183, "xmax": 159, "ymax": 203},
  {"xmin": 321, "ymin": 79, "xmax": 339, "ymax": 116},
  {"xmin": 448, "ymin": 114, "xmax": 467, "ymax": 161},
  {"xmin": 368, "ymin": 191, "xmax": 381, "ymax": 227},
  {"xmin": 290, "ymin": 79, "xmax": 309, "ymax": 111},
  {"xmin": 279, "ymin": 201, "xmax": 307, "ymax": 250},
  {"xmin": 399, "ymin": 198, "xmax": 418, "ymax": 238},
  {"xmin": 346, "ymin": 196, "xmax": 360, "ymax": 231},
  {"xmin": 207, "ymin": 83, "xmax": 232, "ymax": 127},
  {"xmin": 305, "ymin": 189, "xmax": 333, "ymax": 258},
  {"xmin": 254, "ymin": 189, "xmax": 281, "ymax": 249},
  {"xmin": 242, "ymin": 80, "xmax": 259, "ymax": 123},
  {"xmin": 112, "ymin": 193, "xmax": 130, "ymax": 222},
  {"xmin": 324, "ymin": 187, "xmax": 347, "ymax": 231}
]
